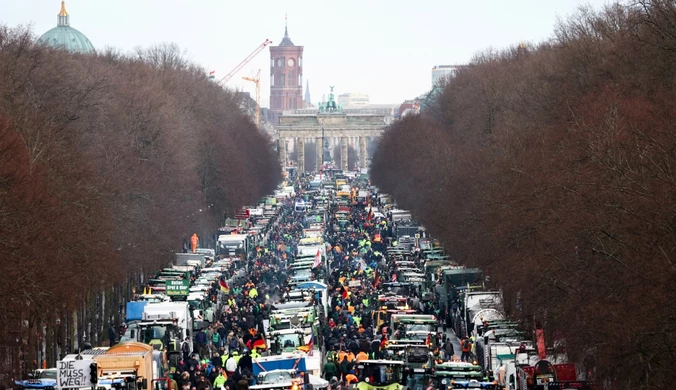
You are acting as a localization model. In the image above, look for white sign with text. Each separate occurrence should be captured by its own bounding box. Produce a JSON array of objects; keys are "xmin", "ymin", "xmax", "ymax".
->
[{"xmin": 56, "ymin": 359, "xmax": 94, "ymax": 389}]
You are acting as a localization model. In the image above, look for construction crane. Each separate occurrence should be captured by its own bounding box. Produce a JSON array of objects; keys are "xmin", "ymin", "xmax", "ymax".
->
[
  {"xmin": 242, "ymin": 69, "xmax": 262, "ymax": 126},
  {"xmin": 218, "ymin": 39, "xmax": 272, "ymax": 86}
]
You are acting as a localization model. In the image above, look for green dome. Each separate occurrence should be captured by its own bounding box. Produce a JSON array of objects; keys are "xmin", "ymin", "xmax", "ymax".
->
[
  {"xmin": 38, "ymin": 26, "xmax": 95, "ymax": 54},
  {"xmin": 37, "ymin": 1, "xmax": 95, "ymax": 54}
]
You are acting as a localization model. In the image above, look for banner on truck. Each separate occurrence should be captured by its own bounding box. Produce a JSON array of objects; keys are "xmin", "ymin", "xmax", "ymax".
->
[{"xmin": 165, "ymin": 280, "xmax": 190, "ymax": 296}]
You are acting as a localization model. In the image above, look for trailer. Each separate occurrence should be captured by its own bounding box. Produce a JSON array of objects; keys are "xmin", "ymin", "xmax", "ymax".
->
[{"xmin": 62, "ymin": 342, "xmax": 160, "ymax": 390}]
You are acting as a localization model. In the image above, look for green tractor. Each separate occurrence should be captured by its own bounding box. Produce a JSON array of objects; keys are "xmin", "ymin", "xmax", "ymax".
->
[
  {"xmin": 432, "ymin": 361, "xmax": 487, "ymax": 389},
  {"xmin": 352, "ymin": 360, "xmax": 409, "ymax": 390}
]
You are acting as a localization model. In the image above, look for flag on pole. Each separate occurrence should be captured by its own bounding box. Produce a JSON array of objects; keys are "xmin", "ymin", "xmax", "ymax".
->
[
  {"xmin": 208, "ymin": 70, "xmax": 216, "ymax": 79},
  {"xmin": 252, "ymin": 336, "xmax": 267, "ymax": 351},
  {"xmin": 366, "ymin": 206, "xmax": 373, "ymax": 221},
  {"xmin": 297, "ymin": 334, "xmax": 314, "ymax": 356},
  {"xmin": 307, "ymin": 334, "xmax": 314, "ymax": 356},
  {"xmin": 220, "ymin": 279, "xmax": 230, "ymax": 294},
  {"xmin": 313, "ymin": 249, "xmax": 322, "ymax": 268}
]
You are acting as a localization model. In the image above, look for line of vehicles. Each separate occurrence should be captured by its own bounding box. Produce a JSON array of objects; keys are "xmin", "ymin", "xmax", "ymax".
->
[
  {"xmin": 12, "ymin": 184, "xmax": 329, "ymax": 390},
  {"xmin": 351, "ymin": 187, "xmax": 601, "ymax": 389},
  {"xmin": 14, "ymin": 168, "xmax": 600, "ymax": 390}
]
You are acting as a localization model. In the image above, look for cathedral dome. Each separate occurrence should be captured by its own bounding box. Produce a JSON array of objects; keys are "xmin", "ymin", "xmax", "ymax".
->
[{"xmin": 37, "ymin": 1, "xmax": 95, "ymax": 54}]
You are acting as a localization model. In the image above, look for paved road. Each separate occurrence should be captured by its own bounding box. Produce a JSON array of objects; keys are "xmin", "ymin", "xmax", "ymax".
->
[{"xmin": 438, "ymin": 325, "xmax": 464, "ymax": 360}]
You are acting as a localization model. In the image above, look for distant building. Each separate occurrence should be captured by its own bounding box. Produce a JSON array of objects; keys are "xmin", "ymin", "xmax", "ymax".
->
[
  {"xmin": 37, "ymin": 1, "xmax": 95, "ymax": 54},
  {"xmin": 431, "ymin": 65, "xmax": 464, "ymax": 87},
  {"xmin": 304, "ymin": 80, "xmax": 312, "ymax": 108},
  {"xmin": 289, "ymin": 104, "xmax": 396, "ymax": 117},
  {"xmin": 269, "ymin": 20, "xmax": 304, "ymax": 123},
  {"xmin": 337, "ymin": 93, "xmax": 370, "ymax": 107}
]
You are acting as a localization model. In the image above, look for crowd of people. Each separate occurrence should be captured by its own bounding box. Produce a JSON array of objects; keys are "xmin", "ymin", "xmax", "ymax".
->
[{"xmin": 163, "ymin": 174, "xmax": 462, "ymax": 390}]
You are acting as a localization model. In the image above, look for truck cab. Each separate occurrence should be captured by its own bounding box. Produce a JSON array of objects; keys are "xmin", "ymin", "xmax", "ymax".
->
[{"xmin": 354, "ymin": 360, "xmax": 407, "ymax": 390}]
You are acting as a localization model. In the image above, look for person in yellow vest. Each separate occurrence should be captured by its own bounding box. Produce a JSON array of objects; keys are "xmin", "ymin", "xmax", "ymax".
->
[
  {"xmin": 249, "ymin": 287, "xmax": 258, "ymax": 299},
  {"xmin": 232, "ymin": 350, "xmax": 241, "ymax": 364},
  {"xmin": 251, "ymin": 348, "xmax": 261, "ymax": 359},
  {"xmin": 213, "ymin": 368, "xmax": 227, "ymax": 388}
]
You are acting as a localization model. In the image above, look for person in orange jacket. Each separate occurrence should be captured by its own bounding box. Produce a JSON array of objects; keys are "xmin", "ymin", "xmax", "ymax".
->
[
  {"xmin": 190, "ymin": 233, "xmax": 199, "ymax": 253},
  {"xmin": 356, "ymin": 351, "xmax": 368, "ymax": 362},
  {"xmin": 345, "ymin": 370, "xmax": 358, "ymax": 385},
  {"xmin": 337, "ymin": 348, "xmax": 348, "ymax": 363}
]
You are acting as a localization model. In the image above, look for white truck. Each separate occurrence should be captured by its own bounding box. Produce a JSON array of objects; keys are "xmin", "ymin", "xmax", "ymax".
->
[
  {"xmin": 464, "ymin": 290, "xmax": 505, "ymax": 337},
  {"xmin": 137, "ymin": 302, "xmax": 192, "ymax": 359},
  {"xmin": 216, "ymin": 234, "xmax": 249, "ymax": 258}
]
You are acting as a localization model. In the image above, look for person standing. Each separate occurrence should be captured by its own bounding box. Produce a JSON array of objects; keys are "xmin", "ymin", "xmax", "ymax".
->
[
  {"xmin": 195, "ymin": 328, "xmax": 207, "ymax": 358},
  {"xmin": 212, "ymin": 368, "xmax": 227, "ymax": 389},
  {"xmin": 181, "ymin": 337, "xmax": 191, "ymax": 362},
  {"xmin": 323, "ymin": 358, "xmax": 337, "ymax": 381},
  {"xmin": 444, "ymin": 338, "xmax": 454, "ymax": 361},
  {"xmin": 108, "ymin": 324, "xmax": 117, "ymax": 347},
  {"xmin": 190, "ymin": 233, "xmax": 199, "ymax": 253},
  {"xmin": 460, "ymin": 336, "xmax": 472, "ymax": 362},
  {"xmin": 211, "ymin": 328, "xmax": 221, "ymax": 352}
]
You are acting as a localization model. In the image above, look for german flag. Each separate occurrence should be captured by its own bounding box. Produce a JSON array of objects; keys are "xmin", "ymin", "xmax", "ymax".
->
[
  {"xmin": 220, "ymin": 279, "xmax": 230, "ymax": 294},
  {"xmin": 297, "ymin": 334, "xmax": 314, "ymax": 356},
  {"xmin": 341, "ymin": 285, "xmax": 349, "ymax": 299},
  {"xmin": 252, "ymin": 336, "xmax": 266, "ymax": 351},
  {"xmin": 366, "ymin": 206, "xmax": 373, "ymax": 221}
]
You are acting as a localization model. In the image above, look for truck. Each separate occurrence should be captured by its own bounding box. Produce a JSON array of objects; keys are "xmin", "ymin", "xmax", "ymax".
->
[
  {"xmin": 463, "ymin": 291, "xmax": 504, "ymax": 338},
  {"xmin": 216, "ymin": 233, "xmax": 251, "ymax": 258},
  {"xmin": 251, "ymin": 356, "xmax": 328, "ymax": 389},
  {"xmin": 175, "ymin": 253, "xmax": 205, "ymax": 267},
  {"xmin": 137, "ymin": 302, "xmax": 192, "ymax": 368},
  {"xmin": 62, "ymin": 342, "xmax": 161, "ymax": 390}
]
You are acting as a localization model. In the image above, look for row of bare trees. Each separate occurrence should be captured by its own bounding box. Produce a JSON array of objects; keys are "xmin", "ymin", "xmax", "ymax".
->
[
  {"xmin": 0, "ymin": 26, "xmax": 280, "ymax": 378},
  {"xmin": 371, "ymin": 2, "xmax": 676, "ymax": 387}
]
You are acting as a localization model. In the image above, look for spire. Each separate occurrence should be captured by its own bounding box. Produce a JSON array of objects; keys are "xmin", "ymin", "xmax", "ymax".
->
[
  {"xmin": 57, "ymin": 1, "xmax": 70, "ymax": 27},
  {"xmin": 59, "ymin": 1, "xmax": 68, "ymax": 16},
  {"xmin": 305, "ymin": 80, "xmax": 311, "ymax": 106},
  {"xmin": 284, "ymin": 13, "xmax": 289, "ymax": 39},
  {"xmin": 279, "ymin": 14, "xmax": 294, "ymax": 46}
]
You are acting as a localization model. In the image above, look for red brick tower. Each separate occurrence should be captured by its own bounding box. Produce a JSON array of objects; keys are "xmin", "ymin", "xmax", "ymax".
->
[{"xmin": 269, "ymin": 19, "xmax": 303, "ymax": 122}]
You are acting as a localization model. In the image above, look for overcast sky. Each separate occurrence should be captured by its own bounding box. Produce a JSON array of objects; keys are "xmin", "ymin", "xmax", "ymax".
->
[{"xmin": 3, "ymin": 0, "xmax": 611, "ymax": 107}]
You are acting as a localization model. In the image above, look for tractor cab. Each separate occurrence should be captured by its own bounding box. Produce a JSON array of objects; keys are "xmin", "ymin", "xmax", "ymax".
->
[{"xmin": 354, "ymin": 360, "xmax": 407, "ymax": 390}]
